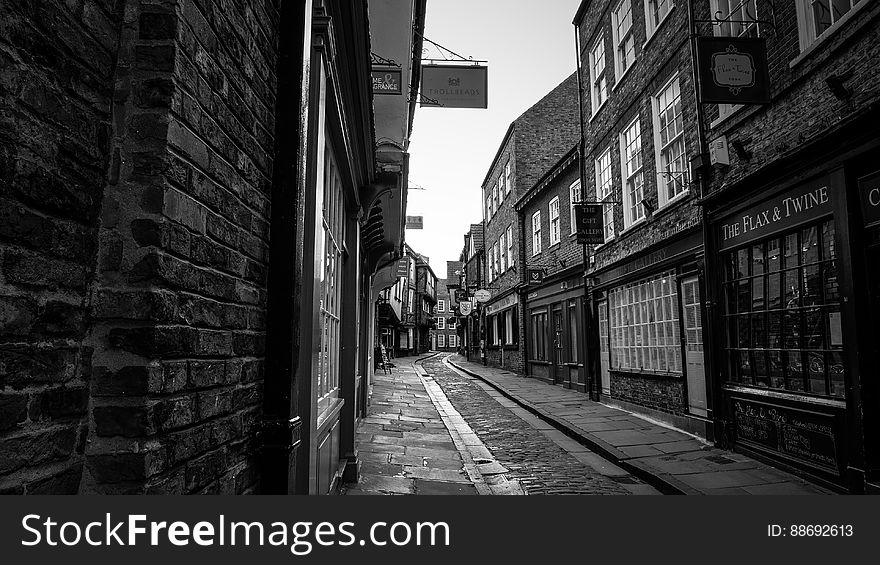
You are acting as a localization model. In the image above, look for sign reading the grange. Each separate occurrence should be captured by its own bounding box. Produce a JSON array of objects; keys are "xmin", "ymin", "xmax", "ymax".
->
[
  {"xmin": 420, "ymin": 64, "xmax": 488, "ymax": 109},
  {"xmin": 574, "ymin": 203, "xmax": 605, "ymax": 245},
  {"xmin": 858, "ymin": 171, "xmax": 880, "ymax": 228},
  {"xmin": 372, "ymin": 67, "xmax": 402, "ymax": 95},
  {"xmin": 696, "ymin": 37, "xmax": 770, "ymax": 105},
  {"xmin": 718, "ymin": 177, "xmax": 832, "ymax": 251}
]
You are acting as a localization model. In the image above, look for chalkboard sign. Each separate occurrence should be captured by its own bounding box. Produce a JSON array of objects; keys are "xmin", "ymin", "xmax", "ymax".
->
[{"xmin": 733, "ymin": 398, "xmax": 838, "ymax": 471}]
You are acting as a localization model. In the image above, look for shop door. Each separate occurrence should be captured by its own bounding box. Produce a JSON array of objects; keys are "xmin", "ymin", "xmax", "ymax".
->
[
  {"xmin": 552, "ymin": 306, "xmax": 565, "ymax": 384},
  {"xmin": 682, "ymin": 276, "xmax": 708, "ymax": 417},
  {"xmin": 598, "ymin": 300, "xmax": 611, "ymax": 395}
]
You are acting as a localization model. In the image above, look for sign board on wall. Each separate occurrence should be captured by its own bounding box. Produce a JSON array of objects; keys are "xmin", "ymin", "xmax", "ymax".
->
[
  {"xmin": 696, "ymin": 37, "xmax": 770, "ymax": 105},
  {"xmin": 459, "ymin": 301, "xmax": 473, "ymax": 316},
  {"xmin": 372, "ymin": 66, "xmax": 402, "ymax": 95},
  {"xmin": 473, "ymin": 289, "xmax": 491, "ymax": 303},
  {"xmin": 527, "ymin": 269, "xmax": 544, "ymax": 285},
  {"xmin": 717, "ymin": 176, "xmax": 832, "ymax": 251},
  {"xmin": 394, "ymin": 258, "xmax": 410, "ymax": 278},
  {"xmin": 574, "ymin": 203, "xmax": 605, "ymax": 245},
  {"xmin": 405, "ymin": 216, "xmax": 424, "ymax": 229},
  {"xmin": 420, "ymin": 64, "xmax": 488, "ymax": 109}
]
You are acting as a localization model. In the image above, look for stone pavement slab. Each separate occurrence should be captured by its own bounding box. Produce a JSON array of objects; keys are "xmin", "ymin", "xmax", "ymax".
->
[{"xmin": 447, "ymin": 355, "xmax": 832, "ymax": 495}]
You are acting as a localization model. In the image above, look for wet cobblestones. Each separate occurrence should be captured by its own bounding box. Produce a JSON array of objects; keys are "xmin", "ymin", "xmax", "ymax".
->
[{"xmin": 421, "ymin": 357, "xmax": 631, "ymax": 495}]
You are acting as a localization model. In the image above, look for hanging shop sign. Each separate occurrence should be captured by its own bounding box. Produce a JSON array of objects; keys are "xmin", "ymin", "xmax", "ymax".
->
[
  {"xmin": 372, "ymin": 66, "xmax": 403, "ymax": 95},
  {"xmin": 574, "ymin": 203, "xmax": 605, "ymax": 245},
  {"xmin": 858, "ymin": 171, "xmax": 880, "ymax": 229},
  {"xmin": 420, "ymin": 64, "xmax": 488, "ymax": 109},
  {"xmin": 394, "ymin": 258, "xmax": 410, "ymax": 278},
  {"xmin": 405, "ymin": 216, "xmax": 424, "ymax": 230},
  {"xmin": 717, "ymin": 176, "xmax": 832, "ymax": 251},
  {"xmin": 527, "ymin": 269, "xmax": 545, "ymax": 285},
  {"xmin": 696, "ymin": 37, "xmax": 770, "ymax": 105},
  {"xmin": 459, "ymin": 301, "xmax": 473, "ymax": 316},
  {"xmin": 473, "ymin": 289, "xmax": 491, "ymax": 303},
  {"xmin": 454, "ymin": 288, "xmax": 469, "ymax": 302}
]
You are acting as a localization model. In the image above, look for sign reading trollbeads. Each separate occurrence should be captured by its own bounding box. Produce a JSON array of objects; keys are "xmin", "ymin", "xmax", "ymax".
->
[
  {"xmin": 420, "ymin": 64, "xmax": 488, "ymax": 109},
  {"xmin": 696, "ymin": 37, "xmax": 770, "ymax": 105}
]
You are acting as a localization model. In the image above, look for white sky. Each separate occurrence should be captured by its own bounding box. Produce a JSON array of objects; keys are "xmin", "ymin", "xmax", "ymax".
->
[{"xmin": 404, "ymin": 0, "xmax": 583, "ymax": 278}]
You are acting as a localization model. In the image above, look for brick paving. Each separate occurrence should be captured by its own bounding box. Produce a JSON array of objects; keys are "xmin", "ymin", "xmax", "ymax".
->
[
  {"xmin": 420, "ymin": 356, "xmax": 650, "ymax": 495},
  {"xmin": 447, "ymin": 355, "xmax": 832, "ymax": 495}
]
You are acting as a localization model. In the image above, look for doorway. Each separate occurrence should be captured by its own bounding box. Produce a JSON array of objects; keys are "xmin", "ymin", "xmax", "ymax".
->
[
  {"xmin": 552, "ymin": 306, "xmax": 565, "ymax": 385},
  {"xmin": 681, "ymin": 276, "xmax": 707, "ymax": 417}
]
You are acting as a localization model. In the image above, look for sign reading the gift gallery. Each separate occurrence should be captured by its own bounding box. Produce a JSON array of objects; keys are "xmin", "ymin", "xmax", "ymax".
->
[
  {"xmin": 420, "ymin": 64, "xmax": 488, "ymax": 109},
  {"xmin": 718, "ymin": 176, "xmax": 832, "ymax": 251},
  {"xmin": 574, "ymin": 203, "xmax": 605, "ymax": 245},
  {"xmin": 372, "ymin": 66, "xmax": 402, "ymax": 95},
  {"xmin": 858, "ymin": 171, "xmax": 880, "ymax": 229},
  {"xmin": 696, "ymin": 37, "xmax": 770, "ymax": 105}
]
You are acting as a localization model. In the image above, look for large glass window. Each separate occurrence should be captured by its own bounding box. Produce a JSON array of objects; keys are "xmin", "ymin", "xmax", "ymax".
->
[
  {"xmin": 654, "ymin": 76, "xmax": 687, "ymax": 205},
  {"xmin": 568, "ymin": 300, "xmax": 579, "ymax": 363},
  {"xmin": 620, "ymin": 117, "xmax": 645, "ymax": 228},
  {"xmin": 595, "ymin": 147, "xmax": 615, "ymax": 241},
  {"xmin": 531, "ymin": 310, "xmax": 549, "ymax": 361},
  {"xmin": 318, "ymin": 146, "xmax": 345, "ymax": 410},
  {"xmin": 549, "ymin": 196, "xmax": 561, "ymax": 246},
  {"xmin": 721, "ymin": 219, "xmax": 844, "ymax": 397},
  {"xmin": 505, "ymin": 309, "xmax": 517, "ymax": 345},
  {"xmin": 796, "ymin": 0, "xmax": 864, "ymax": 50},
  {"xmin": 609, "ymin": 271, "xmax": 681, "ymax": 373}
]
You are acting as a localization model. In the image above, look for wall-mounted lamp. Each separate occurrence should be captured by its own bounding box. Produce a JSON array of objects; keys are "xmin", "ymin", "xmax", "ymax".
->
[
  {"xmin": 559, "ymin": 259, "xmax": 567, "ymax": 268},
  {"xmin": 825, "ymin": 73, "xmax": 853, "ymax": 101},
  {"xmin": 640, "ymin": 198, "xmax": 655, "ymax": 218},
  {"xmin": 731, "ymin": 139, "xmax": 752, "ymax": 161}
]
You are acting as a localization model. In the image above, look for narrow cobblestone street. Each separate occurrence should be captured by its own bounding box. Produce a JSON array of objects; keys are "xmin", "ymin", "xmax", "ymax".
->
[{"xmin": 346, "ymin": 354, "xmax": 658, "ymax": 495}]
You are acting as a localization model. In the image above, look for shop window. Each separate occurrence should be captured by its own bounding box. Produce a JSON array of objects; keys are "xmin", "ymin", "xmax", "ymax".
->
[
  {"xmin": 317, "ymin": 145, "xmax": 345, "ymax": 412},
  {"xmin": 505, "ymin": 308, "xmax": 518, "ymax": 345},
  {"xmin": 531, "ymin": 310, "xmax": 549, "ymax": 361},
  {"xmin": 721, "ymin": 219, "xmax": 843, "ymax": 397},
  {"xmin": 568, "ymin": 300, "xmax": 579, "ymax": 363},
  {"xmin": 653, "ymin": 75, "xmax": 688, "ymax": 206},
  {"xmin": 609, "ymin": 271, "xmax": 681, "ymax": 373}
]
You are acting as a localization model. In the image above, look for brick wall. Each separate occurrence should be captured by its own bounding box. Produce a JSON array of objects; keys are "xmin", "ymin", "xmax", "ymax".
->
[
  {"xmin": 522, "ymin": 160, "xmax": 583, "ymax": 275},
  {"xmin": 0, "ymin": 0, "xmax": 124, "ymax": 494},
  {"xmin": 701, "ymin": 1, "xmax": 880, "ymax": 197},
  {"xmin": 1, "ymin": 0, "xmax": 280, "ymax": 494},
  {"xmin": 610, "ymin": 371, "xmax": 686, "ymax": 416}
]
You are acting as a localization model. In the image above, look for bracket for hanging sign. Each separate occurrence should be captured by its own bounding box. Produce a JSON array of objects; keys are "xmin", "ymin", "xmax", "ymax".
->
[{"xmin": 692, "ymin": 2, "xmax": 777, "ymax": 31}]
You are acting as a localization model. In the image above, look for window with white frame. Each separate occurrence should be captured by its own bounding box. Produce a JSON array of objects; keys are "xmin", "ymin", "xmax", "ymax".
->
[
  {"xmin": 438, "ymin": 334, "xmax": 446, "ymax": 348},
  {"xmin": 609, "ymin": 271, "xmax": 682, "ymax": 373},
  {"xmin": 620, "ymin": 116, "xmax": 645, "ymax": 228},
  {"xmin": 488, "ymin": 241, "xmax": 496, "ymax": 281},
  {"xmin": 795, "ymin": 0, "xmax": 864, "ymax": 51},
  {"xmin": 494, "ymin": 242, "xmax": 501, "ymax": 279},
  {"xmin": 437, "ymin": 317, "xmax": 445, "ymax": 330},
  {"xmin": 438, "ymin": 299, "xmax": 446, "ymax": 313},
  {"xmin": 654, "ymin": 75, "xmax": 687, "ymax": 206},
  {"xmin": 504, "ymin": 309, "xmax": 517, "ymax": 345},
  {"xmin": 589, "ymin": 34, "xmax": 608, "ymax": 113},
  {"xmin": 505, "ymin": 161, "xmax": 512, "ymax": 194},
  {"xmin": 506, "ymin": 225, "xmax": 515, "ymax": 268},
  {"xmin": 711, "ymin": 0, "xmax": 759, "ymax": 122},
  {"xmin": 644, "ymin": 0, "xmax": 673, "ymax": 39},
  {"xmin": 498, "ymin": 176, "xmax": 505, "ymax": 204},
  {"xmin": 486, "ymin": 194, "xmax": 493, "ymax": 221},
  {"xmin": 569, "ymin": 180, "xmax": 582, "ymax": 235},
  {"xmin": 492, "ymin": 182, "xmax": 499, "ymax": 211},
  {"xmin": 612, "ymin": 0, "xmax": 636, "ymax": 80},
  {"xmin": 595, "ymin": 147, "xmax": 615, "ymax": 241},
  {"xmin": 532, "ymin": 211, "xmax": 542, "ymax": 255},
  {"xmin": 500, "ymin": 232, "xmax": 507, "ymax": 272},
  {"xmin": 549, "ymin": 196, "xmax": 561, "ymax": 246},
  {"xmin": 449, "ymin": 318, "xmax": 456, "ymax": 330}
]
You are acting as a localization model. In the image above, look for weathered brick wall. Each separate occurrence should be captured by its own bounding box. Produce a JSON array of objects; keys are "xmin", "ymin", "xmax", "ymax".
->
[
  {"xmin": 0, "ymin": 0, "xmax": 124, "ymax": 494},
  {"xmin": 83, "ymin": 0, "xmax": 278, "ymax": 494},
  {"xmin": 701, "ymin": 1, "xmax": 880, "ymax": 196},
  {"xmin": 610, "ymin": 371, "xmax": 686, "ymax": 416},
  {"xmin": 522, "ymin": 161, "xmax": 583, "ymax": 275}
]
